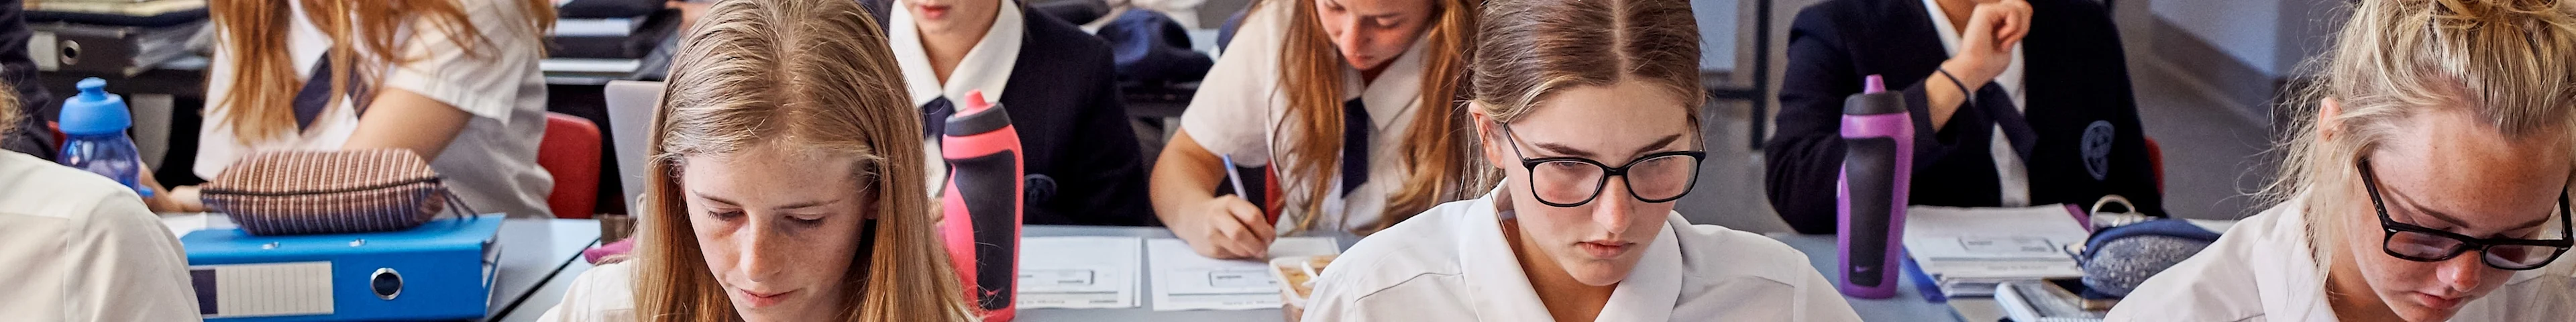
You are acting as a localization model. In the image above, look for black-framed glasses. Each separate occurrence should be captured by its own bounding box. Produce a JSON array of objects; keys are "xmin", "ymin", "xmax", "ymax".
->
[
  {"xmin": 1501, "ymin": 125, "xmax": 1707, "ymax": 207},
  {"xmin": 2357, "ymin": 158, "xmax": 2573, "ymax": 270}
]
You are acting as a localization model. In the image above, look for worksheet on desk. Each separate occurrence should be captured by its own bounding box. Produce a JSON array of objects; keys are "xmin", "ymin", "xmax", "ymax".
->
[
  {"xmin": 1902, "ymin": 205, "xmax": 2090, "ymax": 280},
  {"xmin": 1018, "ymin": 236, "xmax": 1143, "ymax": 309},
  {"xmin": 1144, "ymin": 237, "xmax": 1338, "ymax": 311}
]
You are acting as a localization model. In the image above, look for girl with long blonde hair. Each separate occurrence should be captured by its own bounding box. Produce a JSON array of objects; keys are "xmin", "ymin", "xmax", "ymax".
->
[
  {"xmin": 538, "ymin": 0, "xmax": 975, "ymax": 320},
  {"xmin": 1151, "ymin": 0, "xmax": 1486, "ymax": 259},
  {"xmin": 2110, "ymin": 1, "xmax": 2576, "ymax": 321}
]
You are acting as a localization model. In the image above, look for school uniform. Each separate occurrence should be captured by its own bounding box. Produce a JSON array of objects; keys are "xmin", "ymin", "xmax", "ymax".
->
[
  {"xmin": 1768, "ymin": 0, "xmax": 2163, "ymax": 234},
  {"xmin": 1179, "ymin": 0, "xmax": 1429, "ymax": 232},
  {"xmin": 869, "ymin": 0, "xmax": 1157, "ymax": 226},
  {"xmin": 1300, "ymin": 189, "xmax": 1864, "ymax": 321},
  {"xmin": 537, "ymin": 261, "xmax": 637, "ymax": 322},
  {"xmin": 2106, "ymin": 195, "xmax": 2576, "ymax": 321},
  {"xmin": 0, "ymin": 150, "xmax": 200, "ymax": 321},
  {"xmin": 196, "ymin": 0, "xmax": 553, "ymax": 218}
]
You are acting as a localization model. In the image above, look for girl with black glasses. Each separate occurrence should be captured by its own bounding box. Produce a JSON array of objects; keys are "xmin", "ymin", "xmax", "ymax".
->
[
  {"xmin": 2110, "ymin": 1, "xmax": 2576, "ymax": 321},
  {"xmin": 1295, "ymin": 0, "xmax": 1862, "ymax": 319}
]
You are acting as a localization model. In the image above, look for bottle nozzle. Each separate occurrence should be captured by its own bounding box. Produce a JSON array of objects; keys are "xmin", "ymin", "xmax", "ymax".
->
[
  {"xmin": 963, "ymin": 90, "xmax": 994, "ymax": 113},
  {"xmin": 76, "ymin": 77, "xmax": 108, "ymax": 98},
  {"xmin": 1863, "ymin": 75, "xmax": 1886, "ymax": 94}
]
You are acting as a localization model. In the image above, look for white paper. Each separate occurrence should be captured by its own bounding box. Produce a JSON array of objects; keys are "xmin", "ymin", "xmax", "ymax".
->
[
  {"xmin": 1144, "ymin": 237, "xmax": 1338, "ymax": 311},
  {"xmin": 160, "ymin": 213, "xmax": 237, "ymax": 237},
  {"xmin": 1902, "ymin": 205, "xmax": 2089, "ymax": 287},
  {"xmin": 1016, "ymin": 237, "xmax": 1143, "ymax": 309}
]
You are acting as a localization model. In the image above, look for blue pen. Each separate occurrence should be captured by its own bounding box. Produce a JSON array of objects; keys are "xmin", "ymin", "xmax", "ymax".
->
[{"xmin": 1221, "ymin": 154, "xmax": 1249, "ymax": 197}]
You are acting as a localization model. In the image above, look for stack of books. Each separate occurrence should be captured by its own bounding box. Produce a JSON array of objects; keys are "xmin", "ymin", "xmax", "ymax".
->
[{"xmin": 550, "ymin": 0, "xmax": 683, "ymax": 59}]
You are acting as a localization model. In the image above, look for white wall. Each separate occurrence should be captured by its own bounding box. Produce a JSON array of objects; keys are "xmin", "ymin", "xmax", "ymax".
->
[
  {"xmin": 2150, "ymin": 0, "xmax": 2345, "ymax": 77},
  {"xmin": 2275, "ymin": 0, "xmax": 2346, "ymax": 77},
  {"xmin": 1695, "ymin": 0, "xmax": 1742, "ymax": 72},
  {"xmin": 2152, "ymin": 0, "xmax": 2285, "ymax": 75}
]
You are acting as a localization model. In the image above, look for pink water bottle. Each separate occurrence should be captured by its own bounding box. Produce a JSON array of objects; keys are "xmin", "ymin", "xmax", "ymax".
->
[{"xmin": 940, "ymin": 91, "xmax": 1022, "ymax": 321}]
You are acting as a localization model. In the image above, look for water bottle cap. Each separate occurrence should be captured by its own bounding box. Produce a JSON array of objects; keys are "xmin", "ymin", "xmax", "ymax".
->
[
  {"xmin": 58, "ymin": 77, "xmax": 131, "ymax": 135},
  {"xmin": 963, "ymin": 90, "xmax": 995, "ymax": 113},
  {"xmin": 1863, "ymin": 75, "xmax": 1886, "ymax": 93}
]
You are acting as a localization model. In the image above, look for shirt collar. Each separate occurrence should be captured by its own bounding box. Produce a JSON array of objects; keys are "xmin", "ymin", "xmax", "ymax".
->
[
  {"xmin": 1920, "ymin": 0, "xmax": 1962, "ymax": 55},
  {"xmin": 1458, "ymin": 187, "xmax": 1686, "ymax": 321},
  {"xmin": 1596, "ymin": 214, "xmax": 1684, "ymax": 321},
  {"xmin": 892, "ymin": 1, "xmax": 1026, "ymax": 107},
  {"xmin": 2249, "ymin": 195, "xmax": 2344, "ymax": 321},
  {"xmin": 1457, "ymin": 189, "xmax": 1555, "ymax": 319},
  {"xmin": 1344, "ymin": 38, "xmax": 1432, "ymax": 130}
]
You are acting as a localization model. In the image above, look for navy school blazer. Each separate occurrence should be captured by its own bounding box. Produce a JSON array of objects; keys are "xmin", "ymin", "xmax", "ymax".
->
[
  {"xmin": 1766, "ymin": 0, "xmax": 2165, "ymax": 234},
  {"xmin": 864, "ymin": 0, "xmax": 1161, "ymax": 226}
]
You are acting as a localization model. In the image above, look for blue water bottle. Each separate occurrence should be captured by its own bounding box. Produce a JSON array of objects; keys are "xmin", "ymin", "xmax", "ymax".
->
[{"xmin": 56, "ymin": 77, "xmax": 153, "ymax": 197}]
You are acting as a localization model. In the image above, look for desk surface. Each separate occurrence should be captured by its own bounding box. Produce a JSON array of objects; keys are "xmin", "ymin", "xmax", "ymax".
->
[
  {"xmin": 482, "ymin": 219, "xmax": 605, "ymax": 321},
  {"xmin": 1019, "ymin": 226, "xmax": 1980, "ymax": 321},
  {"xmin": 1773, "ymin": 234, "xmax": 2002, "ymax": 322},
  {"xmin": 1016, "ymin": 225, "xmax": 1361, "ymax": 321},
  {"xmin": 503, "ymin": 226, "xmax": 1996, "ymax": 321}
]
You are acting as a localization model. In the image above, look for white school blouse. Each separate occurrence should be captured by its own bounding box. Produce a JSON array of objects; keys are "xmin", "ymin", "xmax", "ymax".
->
[
  {"xmin": 0, "ymin": 151, "xmax": 199, "ymax": 321},
  {"xmin": 537, "ymin": 261, "xmax": 637, "ymax": 322},
  {"xmin": 1179, "ymin": 0, "xmax": 1430, "ymax": 233},
  {"xmin": 890, "ymin": 0, "xmax": 1026, "ymax": 195},
  {"xmin": 197, "ymin": 0, "xmax": 553, "ymax": 218},
  {"xmin": 1299, "ymin": 189, "xmax": 1864, "ymax": 321},
  {"xmin": 2108, "ymin": 195, "xmax": 2576, "ymax": 321}
]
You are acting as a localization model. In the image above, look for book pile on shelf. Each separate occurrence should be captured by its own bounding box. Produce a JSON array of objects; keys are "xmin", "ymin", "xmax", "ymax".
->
[
  {"xmin": 24, "ymin": 0, "xmax": 207, "ymax": 76},
  {"xmin": 550, "ymin": 0, "xmax": 684, "ymax": 60}
]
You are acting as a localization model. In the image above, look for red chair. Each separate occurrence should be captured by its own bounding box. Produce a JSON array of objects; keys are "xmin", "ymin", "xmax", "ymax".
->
[
  {"xmin": 2145, "ymin": 137, "xmax": 2165, "ymax": 194},
  {"xmin": 537, "ymin": 113, "xmax": 602, "ymax": 219},
  {"xmin": 46, "ymin": 121, "xmax": 64, "ymax": 153}
]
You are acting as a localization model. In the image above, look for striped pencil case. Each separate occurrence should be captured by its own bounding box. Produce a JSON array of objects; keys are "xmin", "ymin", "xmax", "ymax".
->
[{"xmin": 200, "ymin": 149, "xmax": 476, "ymax": 235}]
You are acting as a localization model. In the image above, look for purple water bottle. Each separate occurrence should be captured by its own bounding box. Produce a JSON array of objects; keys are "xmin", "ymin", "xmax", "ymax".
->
[{"xmin": 1837, "ymin": 75, "xmax": 1912, "ymax": 299}]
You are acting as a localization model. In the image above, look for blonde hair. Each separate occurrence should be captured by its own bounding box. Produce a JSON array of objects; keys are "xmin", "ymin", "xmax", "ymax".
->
[
  {"xmin": 2265, "ymin": 0, "xmax": 2576, "ymax": 271},
  {"xmin": 629, "ymin": 0, "xmax": 975, "ymax": 320},
  {"xmin": 0, "ymin": 81, "xmax": 15, "ymax": 137},
  {"xmin": 1470, "ymin": 0, "xmax": 1704, "ymax": 127},
  {"xmin": 1270, "ymin": 0, "xmax": 1490, "ymax": 235},
  {"xmin": 209, "ymin": 0, "xmax": 554, "ymax": 144}
]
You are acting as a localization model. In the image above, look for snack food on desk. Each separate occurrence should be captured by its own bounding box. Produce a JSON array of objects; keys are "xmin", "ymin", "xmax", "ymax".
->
[{"xmin": 1271, "ymin": 254, "xmax": 1338, "ymax": 321}]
